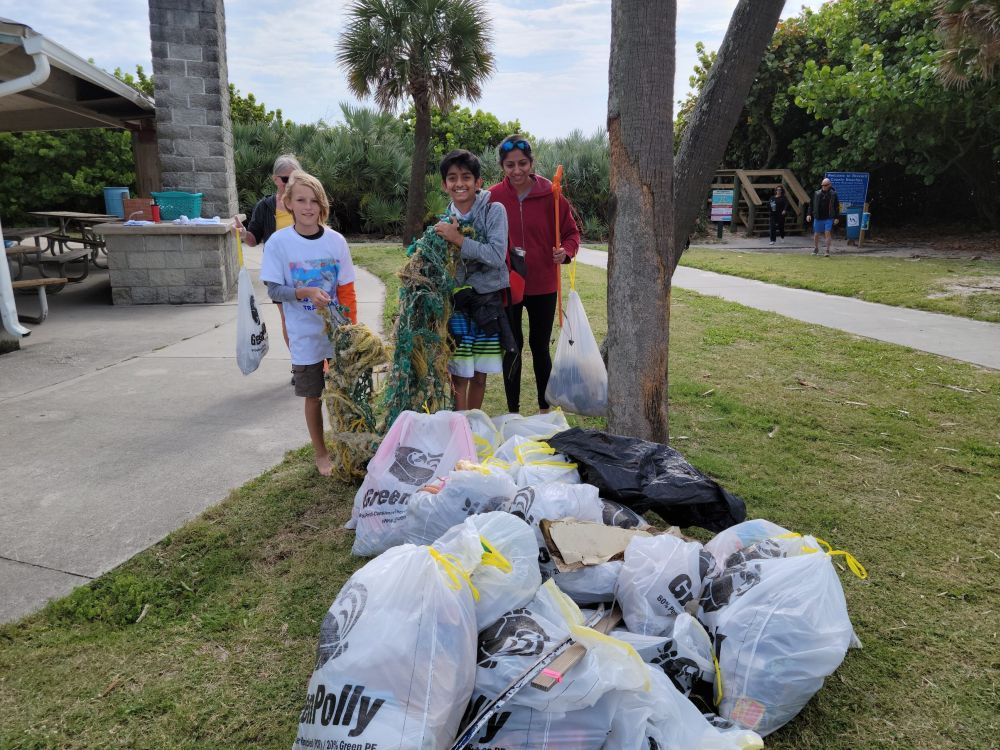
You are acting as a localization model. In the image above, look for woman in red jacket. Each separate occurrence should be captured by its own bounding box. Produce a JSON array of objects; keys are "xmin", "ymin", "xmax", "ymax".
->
[{"xmin": 488, "ymin": 135, "xmax": 581, "ymax": 414}]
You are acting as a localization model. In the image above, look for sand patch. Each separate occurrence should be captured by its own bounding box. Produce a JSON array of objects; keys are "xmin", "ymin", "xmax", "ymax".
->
[{"xmin": 927, "ymin": 276, "xmax": 1000, "ymax": 299}]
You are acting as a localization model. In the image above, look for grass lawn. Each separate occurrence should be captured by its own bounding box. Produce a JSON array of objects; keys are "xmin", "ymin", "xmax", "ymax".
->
[
  {"xmin": 1, "ymin": 244, "xmax": 997, "ymax": 749},
  {"xmin": 679, "ymin": 247, "xmax": 1000, "ymax": 323}
]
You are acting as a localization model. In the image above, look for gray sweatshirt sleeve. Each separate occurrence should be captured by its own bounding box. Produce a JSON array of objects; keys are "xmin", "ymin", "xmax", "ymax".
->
[
  {"xmin": 265, "ymin": 280, "xmax": 297, "ymax": 303},
  {"xmin": 460, "ymin": 202, "xmax": 508, "ymax": 270}
]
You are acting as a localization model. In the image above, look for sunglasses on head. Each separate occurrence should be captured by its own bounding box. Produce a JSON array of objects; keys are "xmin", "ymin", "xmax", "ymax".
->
[
  {"xmin": 278, "ymin": 175, "xmax": 290, "ymax": 183},
  {"xmin": 501, "ymin": 140, "xmax": 531, "ymax": 154}
]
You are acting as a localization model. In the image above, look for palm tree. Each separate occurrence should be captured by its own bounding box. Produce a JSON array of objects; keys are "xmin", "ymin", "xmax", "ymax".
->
[
  {"xmin": 935, "ymin": 1, "xmax": 1000, "ymax": 88},
  {"xmin": 337, "ymin": 0, "xmax": 495, "ymax": 243}
]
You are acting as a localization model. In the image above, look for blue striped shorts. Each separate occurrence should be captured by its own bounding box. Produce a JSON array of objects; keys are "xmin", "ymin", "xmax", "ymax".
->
[{"xmin": 447, "ymin": 310, "xmax": 502, "ymax": 378}]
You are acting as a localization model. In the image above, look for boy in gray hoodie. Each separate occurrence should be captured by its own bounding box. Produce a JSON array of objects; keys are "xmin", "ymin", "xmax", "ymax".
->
[{"xmin": 433, "ymin": 149, "xmax": 511, "ymax": 410}]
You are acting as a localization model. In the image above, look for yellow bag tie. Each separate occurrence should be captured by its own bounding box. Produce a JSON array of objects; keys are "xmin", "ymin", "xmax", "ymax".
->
[
  {"xmin": 484, "ymin": 456, "xmax": 512, "ymax": 471},
  {"xmin": 235, "ymin": 231, "xmax": 244, "ymax": 268},
  {"xmin": 776, "ymin": 533, "xmax": 868, "ymax": 579},
  {"xmin": 513, "ymin": 440, "xmax": 579, "ymax": 469},
  {"xmin": 471, "ymin": 435, "xmax": 495, "ymax": 459},
  {"xmin": 568, "ymin": 254, "xmax": 577, "ymax": 291},
  {"xmin": 713, "ymin": 653, "xmax": 725, "ymax": 706},
  {"xmin": 479, "ymin": 536, "xmax": 513, "ymax": 574},
  {"xmin": 428, "ymin": 548, "xmax": 480, "ymax": 601}
]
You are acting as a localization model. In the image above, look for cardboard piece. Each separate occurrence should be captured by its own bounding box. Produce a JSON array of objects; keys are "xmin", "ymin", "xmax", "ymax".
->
[{"xmin": 540, "ymin": 519, "xmax": 652, "ymax": 572}]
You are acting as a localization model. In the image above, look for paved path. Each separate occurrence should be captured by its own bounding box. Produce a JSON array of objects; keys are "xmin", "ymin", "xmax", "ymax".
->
[
  {"xmin": 0, "ymin": 243, "xmax": 385, "ymax": 623},
  {"xmin": 577, "ymin": 247, "xmax": 1000, "ymax": 370}
]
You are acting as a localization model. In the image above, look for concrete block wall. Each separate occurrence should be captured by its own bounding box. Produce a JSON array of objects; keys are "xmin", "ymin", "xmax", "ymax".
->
[
  {"xmin": 103, "ymin": 227, "xmax": 238, "ymax": 305},
  {"xmin": 149, "ymin": 0, "xmax": 238, "ymax": 219}
]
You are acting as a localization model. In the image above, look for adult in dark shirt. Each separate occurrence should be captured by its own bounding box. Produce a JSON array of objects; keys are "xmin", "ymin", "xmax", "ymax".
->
[
  {"xmin": 806, "ymin": 178, "xmax": 840, "ymax": 256},
  {"xmin": 768, "ymin": 186, "xmax": 788, "ymax": 245}
]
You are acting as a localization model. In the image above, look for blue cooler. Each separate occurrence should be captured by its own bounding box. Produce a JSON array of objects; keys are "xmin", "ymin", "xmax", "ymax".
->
[{"xmin": 103, "ymin": 186, "xmax": 130, "ymax": 217}]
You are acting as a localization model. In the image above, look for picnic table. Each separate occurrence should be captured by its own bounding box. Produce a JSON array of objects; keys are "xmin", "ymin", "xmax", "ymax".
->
[{"xmin": 29, "ymin": 211, "xmax": 123, "ymax": 269}]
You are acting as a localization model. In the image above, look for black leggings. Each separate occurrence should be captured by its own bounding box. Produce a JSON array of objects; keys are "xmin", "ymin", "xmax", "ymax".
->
[{"xmin": 503, "ymin": 292, "xmax": 558, "ymax": 412}]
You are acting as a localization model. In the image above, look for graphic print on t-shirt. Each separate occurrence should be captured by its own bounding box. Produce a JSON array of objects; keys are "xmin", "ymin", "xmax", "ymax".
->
[{"xmin": 290, "ymin": 258, "xmax": 341, "ymax": 311}]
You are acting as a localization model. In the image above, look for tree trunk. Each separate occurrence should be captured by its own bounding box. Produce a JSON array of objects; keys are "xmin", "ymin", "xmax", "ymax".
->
[
  {"xmin": 606, "ymin": 0, "xmax": 676, "ymax": 442},
  {"xmin": 672, "ymin": 0, "xmax": 785, "ymax": 272},
  {"xmin": 404, "ymin": 85, "xmax": 432, "ymax": 245}
]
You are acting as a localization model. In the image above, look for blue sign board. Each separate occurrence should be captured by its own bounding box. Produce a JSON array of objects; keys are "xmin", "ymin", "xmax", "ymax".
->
[{"xmin": 825, "ymin": 171, "xmax": 869, "ymax": 212}]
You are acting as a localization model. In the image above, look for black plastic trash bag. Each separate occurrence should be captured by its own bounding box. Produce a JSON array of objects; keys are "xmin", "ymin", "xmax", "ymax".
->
[{"xmin": 546, "ymin": 428, "xmax": 746, "ymax": 532}]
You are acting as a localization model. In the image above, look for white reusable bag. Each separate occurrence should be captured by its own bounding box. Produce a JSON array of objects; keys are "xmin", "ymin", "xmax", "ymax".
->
[
  {"xmin": 702, "ymin": 550, "xmax": 861, "ymax": 736},
  {"xmin": 545, "ymin": 288, "xmax": 607, "ymax": 417},
  {"xmin": 352, "ymin": 410, "xmax": 476, "ymax": 556},
  {"xmin": 617, "ymin": 534, "xmax": 716, "ymax": 636},
  {"xmin": 294, "ymin": 531, "xmax": 506, "ymax": 750},
  {"xmin": 403, "ymin": 467, "xmax": 518, "ymax": 546},
  {"xmin": 236, "ymin": 262, "xmax": 268, "ymax": 374}
]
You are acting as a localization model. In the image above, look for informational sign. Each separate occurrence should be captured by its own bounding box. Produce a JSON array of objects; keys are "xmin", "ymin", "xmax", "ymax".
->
[
  {"xmin": 845, "ymin": 207, "xmax": 862, "ymax": 240},
  {"xmin": 711, "ymin": 189, "xmax": 734, "ymax": 222},
  {"xmin": 824, "ymin": 171, "xmax": 869, "ymax": 212}
]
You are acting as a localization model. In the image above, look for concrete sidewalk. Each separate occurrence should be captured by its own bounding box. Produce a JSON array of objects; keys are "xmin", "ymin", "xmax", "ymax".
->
[
  {"xmin": 0, "ymin": 243, "xmax": 385, "ymax": 623},
  {"xmin": 577, "ymin": 247, "xmax": 1000, "ymax": 370}
]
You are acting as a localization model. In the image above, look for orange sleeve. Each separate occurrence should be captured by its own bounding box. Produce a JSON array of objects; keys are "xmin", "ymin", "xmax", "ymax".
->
[{"xmin": 337, "ymin": 281, "xmax": 357, "ymax": 324}]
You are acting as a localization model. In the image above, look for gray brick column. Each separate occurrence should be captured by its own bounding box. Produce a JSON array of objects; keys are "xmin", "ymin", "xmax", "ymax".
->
[{"xmin": 149, "ymin": 0, "xmax": 237, "ymax": 219}]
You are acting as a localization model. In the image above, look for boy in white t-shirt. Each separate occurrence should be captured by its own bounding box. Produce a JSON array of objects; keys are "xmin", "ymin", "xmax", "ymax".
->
[{"xmin": 260, "ymin": 170, "xmax": 357, "ymax": 476}]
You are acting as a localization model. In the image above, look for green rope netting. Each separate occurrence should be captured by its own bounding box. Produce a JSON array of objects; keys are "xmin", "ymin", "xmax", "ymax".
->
[
  {"xmin": 317, "ymin": 216, "xmax": 475, "ymax": 479},
  {"xmin": 320, "ymin": 307, "xmax": 389, "ymax": 482},
  {"xmin": 383, "ymin": 216, "xmax": 475, "ymax": 426}
]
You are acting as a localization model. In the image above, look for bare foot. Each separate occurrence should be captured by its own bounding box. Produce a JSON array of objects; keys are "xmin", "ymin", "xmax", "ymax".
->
[{"xmin": 315, "ymin": 453, "xmax": 333, "ymax": 477}]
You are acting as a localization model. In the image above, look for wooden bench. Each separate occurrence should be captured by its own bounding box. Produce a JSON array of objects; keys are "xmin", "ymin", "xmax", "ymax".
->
[{"xmin": 11, "ymin": 277, "xmax": 69, "ymax": 324}]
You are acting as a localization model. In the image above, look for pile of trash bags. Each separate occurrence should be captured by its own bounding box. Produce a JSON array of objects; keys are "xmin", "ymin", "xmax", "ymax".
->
[{"xmin": 293, "ymin": 409, "xmax": 866, "ymax": 750}]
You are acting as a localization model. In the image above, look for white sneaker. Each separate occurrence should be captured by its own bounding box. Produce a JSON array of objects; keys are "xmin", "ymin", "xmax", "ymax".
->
[{"xmin": 769, "ymin": 240, "xmax": 775, "ymax": 245}]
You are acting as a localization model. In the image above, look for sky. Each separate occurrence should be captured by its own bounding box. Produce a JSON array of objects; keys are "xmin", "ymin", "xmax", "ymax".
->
[{"xmin": 1, "ymin": 1, "xmax": 823, "ymax": 140}]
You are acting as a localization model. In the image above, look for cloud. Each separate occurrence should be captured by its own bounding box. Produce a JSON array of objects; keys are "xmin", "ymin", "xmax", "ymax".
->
[{"xmin": 3, "ymin": 0, "xmax": 824, "ymax": 138}]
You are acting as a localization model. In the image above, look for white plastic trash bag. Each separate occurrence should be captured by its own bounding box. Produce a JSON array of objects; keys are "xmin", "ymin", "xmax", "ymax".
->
[
  {"xmin": 545, "ymin": 289, "xmax": 607, "ymax": 417},
  {"xmin": 609, "ymin": 666, "xmax": 763, "ymax": 750},
  {"xmin": 494, "ymin": 410, "xmax": 571, "ymax": 441},
  {"xmin": 701, "ymin": 550, "xmax": 860, "ymax": 736},
  {"xmin": 463, "ymin": 688, "xmax": 621, "ymax": 750},
  {"xmin": 462, "ymin": 409, "xmax": 503, "ymax": 461},
  {"xmin": 613, "ymin": 613, "xmax": 716, "ymax": 702},
  {"xmin": 601, "ymin": 499, "xmax": 650, "ymax": 529},
  {"xmin": 553, "ymin": 560, "xmax": 622, "ymax": 605},
  {"xmin": 490, "ymin": 437, "xmax": 581, "ymax": 487},
  {"xmin": 474, "ymin": 580, "xmax": 648, "ymax": 714},
  {"xmin": 351, "ymin": 410, "xmax": 476, "ymax": 556},
  {"xmin": 704, "ymin": 518, "xmax": 791, "ymax": 575},
  {"xmin": 236, "ymin": 266, "xmax": 268, "ymax": 375},
  {"xmin": 617, "ymin": 534, "xmax": 715, "ymax": 636},
  {"xmin": 294, "ymin": 533, "xmax": 504, "ymax": 750},
  {"xmin": 432, "ymin": 512, "xmax": 542, "ymax": 632},
  {"xmin": 403, "ymin": 467, "xmax": 518, "ymax": 546}
]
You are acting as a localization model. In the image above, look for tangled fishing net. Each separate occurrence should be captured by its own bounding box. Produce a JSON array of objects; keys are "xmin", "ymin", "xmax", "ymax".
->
[
  {"xmin": 382, "ymin": 217, "xmax": 474, "ymax": 426},
  {"xmin": 320, "ymin": 307, "xmax": 389, "ymax": 482}
]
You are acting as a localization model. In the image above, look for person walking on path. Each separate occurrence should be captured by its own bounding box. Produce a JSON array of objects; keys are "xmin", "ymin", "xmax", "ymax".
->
[
  {"xmin": 488, "ymin": 135, "xmax": 580, "ymax": 415},
  {"xmin": 232, "ymin": 153, "xmax": 302, "ymax": 354},
  {"xmin": 806, "ymin": 177, "xmax": 840, "ymax": 256},
  {"xmin": 768, "ymin": 185, "xmax": 788, "ymax": 245}
]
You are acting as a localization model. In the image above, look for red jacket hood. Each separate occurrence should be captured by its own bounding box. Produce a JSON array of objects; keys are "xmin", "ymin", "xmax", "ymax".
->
[{"xmin": 494, "ymin": 174, "xmax": 556, "ymax": 201}]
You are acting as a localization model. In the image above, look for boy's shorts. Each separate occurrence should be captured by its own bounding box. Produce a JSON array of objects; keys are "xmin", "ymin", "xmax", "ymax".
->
[
  {"xmin": 813, "ymin": 218, "xmax": 834, "ymax": 233},
  {"xmin": 447, "ymin": 310, "xmax": 502, "ymax": 378},
  {"xmin": 292, "ymin": 361, "xmax": 326, "ymax": 398}
]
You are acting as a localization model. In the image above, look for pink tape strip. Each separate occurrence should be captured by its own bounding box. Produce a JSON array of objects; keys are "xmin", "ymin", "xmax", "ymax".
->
[{"xmin": 540, "ymin": 668, "xmax": 563, "ymax": 683}]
